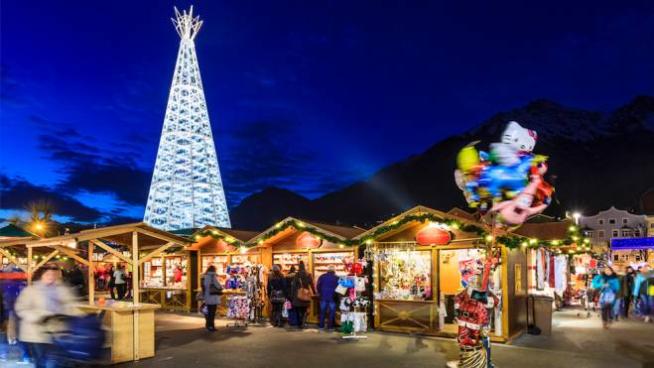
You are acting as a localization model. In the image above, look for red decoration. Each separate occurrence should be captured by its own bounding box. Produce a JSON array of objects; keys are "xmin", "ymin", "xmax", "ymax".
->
[
  {"xmin": 415, "ymin": 225, "xmax": 451, "ymax": 245},
  {"xmin": 296, "ymin": 231, "xmax": 321, "ymax": 248},
  {"xmin": 351, "ymin": 262, "xmax": 363, "ymax": 276}
]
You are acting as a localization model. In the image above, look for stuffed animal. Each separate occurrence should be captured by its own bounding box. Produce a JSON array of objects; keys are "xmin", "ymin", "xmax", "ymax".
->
[
  {"xmin": 489, "ymin": 121, "xmax": 537, "ymax": 166},
  {"xmin": 472, "ymin": 154, "xmax": 533, "ymax": 200}
]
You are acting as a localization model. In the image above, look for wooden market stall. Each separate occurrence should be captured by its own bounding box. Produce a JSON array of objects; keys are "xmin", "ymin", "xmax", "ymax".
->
[
  {"xmin": 354, "ymin": 206, "xmax": 528, "ymax": 342},
  {"xmin": 138, "ymin": 248, "xmax": 194, "ymax": 312},
  {"xmin": 21, "ymin": 223, "xmax": 191, "ymax": 363},
  {"xmin": 0, "ymin": 224, "xmax": 38, "ymax": 269},
  {"xmin": 187, "ymin": 226, "xmax": 259, "ymax": 316},
  {"xmin": 250, "ymin": 217, "xmax": 365, "ymax": 323}
]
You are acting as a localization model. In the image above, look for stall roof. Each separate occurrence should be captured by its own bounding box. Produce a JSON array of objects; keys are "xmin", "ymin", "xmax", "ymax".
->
[
  {"xmin": 447, "ymin": 207, "xmax": 476, "ymax": 221},
  {"xmin": 514, "ymin": 219, "xmax": 574, "ymax": 240},
  {"xmin": 353, "ymin": 205, "xmax": 483, "ymax": 241},
  {"xmin": 0, "ymin": 224, "xmax": 37, "ymax": 239},
  {"xmin": 23, "ymin": 222, "xmax": 191, "ymax": 249},
  {"xmin": 186, "ymin": 226, "xmax": 259, "ymax": 251},
  {"xmin": 297, "ymin": 219, "xmax": 366, "ymax": 239},
  {"xmin": 249, "ymin": 217, "xmax": 365, "ymax": 245}
]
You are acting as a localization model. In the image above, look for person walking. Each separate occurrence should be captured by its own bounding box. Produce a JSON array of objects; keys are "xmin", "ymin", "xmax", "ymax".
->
[
  {"xmin": 592, "ymin": 266, "xmax": 620, "ymax": 329},
  {"xmin": 316, "ymin": 265, "xmax": 339, "ymax": 331},
  {"xmin": 113, "ymin": 265, "xmax": 127, "ymax": 300},
  {"xmin": 633, "ymin": 265, "xmax": 654, "ymax": 323},
  {"xmin": 267, "ymin": 265, "xmax": 287, "ymax": 327},
  {"xmin": 14, "ymin": 264, "xmax": 81, "ymax": 368},
  {"xmin": 290, "ymin": 261, "xmax": 315, "ymax": 329},
  {"xmin": 285, "ymin": 265, "xmax": 297, "ymax": 326},
  {"xmin": 622, "ymin": 266, "xmax": 636, "ymax": 318},
  {"xmin": 201, "ymin": 265, "xmax": 223, "ymax": 331}
]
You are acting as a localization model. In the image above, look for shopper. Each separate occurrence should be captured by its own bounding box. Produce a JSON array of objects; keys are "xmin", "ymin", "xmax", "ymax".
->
[
  {"xmin": 291, "ymin": 261, "xmax": 315, "ymax": 329},
  {"xmin": 113, "ymin": 265, "xmax": 127, "ymax": 300},
  {"xmin": 202, "ymin": 265, "xmax": 223, "ymax": 331},
  {"xmin": 622, "ymin": 266, "xmax": 636, "ymax": 318},
  {"xmin": 633, "ymin": 265, "xmax": 654, "ymax": 323},
  {"xmin": 267, "ymin": 265, "xmax": 287, "ymax": 327},
  {"xmin": 0, "ymin": 263, "xmax": 30, "ymax": 363},
  {"xmin": 316, "ymin": 265, "xmax": 339, "ymax": 331},
  {"xmin": 285, "ymin": 265, "xmax": 298, "ymax": 326},
  {"xmin": 14, "ymin": 264, "xmax": 81, "ymax": 368},
  {"xmin": 592, "ymin": 266, "xmax": 620, "ymax": 329}
]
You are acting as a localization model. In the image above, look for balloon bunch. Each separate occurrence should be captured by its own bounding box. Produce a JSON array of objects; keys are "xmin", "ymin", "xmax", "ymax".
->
[{"xmin": 454, "ymin": 121, "xmax": 554, "ymax": 227}]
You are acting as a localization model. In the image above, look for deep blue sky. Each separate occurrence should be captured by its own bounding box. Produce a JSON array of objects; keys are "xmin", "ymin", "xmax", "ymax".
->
[{"xmin": 1, "ymin": 1, "xmax": 653, "ymax": 223}]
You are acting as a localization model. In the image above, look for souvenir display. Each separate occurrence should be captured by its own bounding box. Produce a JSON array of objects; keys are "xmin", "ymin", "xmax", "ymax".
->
[
  {"xmin": 273, "ymin": 253, "xmax": 309, "ymax": 274},
  {"xmin": 142, "ymin": 257, "xmax": 164, "ymax": 288},
  {"xmin": 226, "ymin": 296, "xmax": 250, "ymax": 320},
  {"xmin": 338, "ymin": 274, "xmax": 370, "ymax": 339},
  {"xmin": 454, "ymin": 121, "xmax": 554, "ymax": 227},
  {"xmin": 201, "ymin": 255, "xmax": 229, "ymax": 280},
  {"xmin": 376, "ymin": 250, "xmax": 432, "ymax": 301},
  {"xmin": 141, "ymin": 255, "xmax": 187, "ymax": 290},
  {"xmin": 313, "ymin": 252, "xmax": 353, "ymax": 279}
]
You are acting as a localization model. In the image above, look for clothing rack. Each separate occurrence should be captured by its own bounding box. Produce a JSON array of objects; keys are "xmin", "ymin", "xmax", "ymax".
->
[{"xmin": 341, "ymin": 275, "xmax": 368, "ymax": 340}]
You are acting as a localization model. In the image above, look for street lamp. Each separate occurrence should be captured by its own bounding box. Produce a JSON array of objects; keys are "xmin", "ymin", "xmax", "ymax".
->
[{"xmin": 573, "ymin": 212, "xmax": 581, "ymax": 225}]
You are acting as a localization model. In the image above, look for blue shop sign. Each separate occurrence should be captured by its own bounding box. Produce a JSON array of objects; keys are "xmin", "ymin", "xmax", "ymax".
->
[{"xmin": 611, "ymin": 237, "xmax": 654, "ymax": 250}]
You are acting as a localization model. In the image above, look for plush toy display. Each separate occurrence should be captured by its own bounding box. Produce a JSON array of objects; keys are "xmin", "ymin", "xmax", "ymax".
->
[{"xmin": 454, "ymin": 121, "xmax": 554, "ymax": 227}]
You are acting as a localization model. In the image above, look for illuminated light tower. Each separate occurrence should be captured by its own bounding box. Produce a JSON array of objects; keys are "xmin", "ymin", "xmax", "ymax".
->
[{"xmin": 144, "ymin": 6, "xmax": 231, "ymax": 230}]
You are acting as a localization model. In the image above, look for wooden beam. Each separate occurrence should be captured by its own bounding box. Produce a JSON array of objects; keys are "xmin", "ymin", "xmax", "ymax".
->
[
  {"xmin": 33, "ymin": 250, "xmax": 59, "ymax": 272},
  {"xmin": 132, "ymin": 232, "xmax": 140, "ymax": 305},
  {"xmin": 88, "ymin": 242, "xmax": 95, "ymax": 305},
  {"xmin": 138, "ymin": 242, "xmax": 176, "ymax": 266},
  {"xmin": 132, "ymin": 231, "xmax": 141, "ymax": 360},
  {"xmin": 27, "ymin": 247, "xmax": 33, "ymax": 285},
  {"xmin": 134, "ymin": 227, "xmax": 188, "ymax": 247},
  {"xmin": 50, "ymin": 244, "xmax": 90, "ymax": 267},
  {"xmin": 0, "ymin": 248, "xmax": 20, "ymax": 266},
  {"xmin": 90, "ymin": 240, "xmax": 132, "ymax": 265}
]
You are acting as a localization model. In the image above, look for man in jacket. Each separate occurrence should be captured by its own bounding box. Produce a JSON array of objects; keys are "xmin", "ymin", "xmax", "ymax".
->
[{"xmin": 316, "ymin": 265, "xmax": 339, "ymax": 330}]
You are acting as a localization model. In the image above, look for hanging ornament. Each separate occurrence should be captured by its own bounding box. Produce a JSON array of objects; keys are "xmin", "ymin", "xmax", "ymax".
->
[
  {"xmin": 415, "ymin": 224, "xmax": 451, "ymax": 245},
  {"xmin": 296, "ymin": 231, "xmax": 321, "ymax": 249}
]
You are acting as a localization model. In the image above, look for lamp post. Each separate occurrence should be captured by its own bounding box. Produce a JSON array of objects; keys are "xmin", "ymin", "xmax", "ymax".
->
[{"xmin": 573, "ymin": 212, "xmax": 581, "ymax": 226}]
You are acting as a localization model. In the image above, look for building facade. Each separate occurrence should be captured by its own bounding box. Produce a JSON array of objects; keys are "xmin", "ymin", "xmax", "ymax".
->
[{"xmin": 579, "ymin": 207, "xmax": 648, "ymax": 248}]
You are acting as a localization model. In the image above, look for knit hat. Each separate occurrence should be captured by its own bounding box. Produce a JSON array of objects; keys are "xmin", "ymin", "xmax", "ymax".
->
[{"xmin": 272, "ymin": 264, "xmax": 281, "ymax": 272}]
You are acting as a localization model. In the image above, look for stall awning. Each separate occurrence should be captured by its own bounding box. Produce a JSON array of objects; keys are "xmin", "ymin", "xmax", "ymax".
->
[{"xmin": 611, "ymin": 237, "xmax": 654, "ymax": 251}]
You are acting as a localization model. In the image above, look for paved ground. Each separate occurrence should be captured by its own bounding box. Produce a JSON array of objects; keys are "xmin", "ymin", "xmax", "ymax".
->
[{"xmin": 2, "ymin": 308, "xmax": 653, "ymax": 367}]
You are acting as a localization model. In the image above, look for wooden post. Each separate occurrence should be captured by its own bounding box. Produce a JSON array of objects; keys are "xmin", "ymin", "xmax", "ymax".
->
[
  {"xmin": 27, "ymin": 247, "xmax": 33, "ymax": 285},
  {"xmin": 132, "ymin": 231, "xmax": 140, "ymax": 361},
  {"xmin": 88, "ymin": 242, "xmax": 95, "ymax": 305}
]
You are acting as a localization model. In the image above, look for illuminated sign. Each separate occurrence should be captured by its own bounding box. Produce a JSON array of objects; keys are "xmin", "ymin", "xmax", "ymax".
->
[{"xmin": 610, "ymin": 237, "xmax": 654, "ymax": 250}]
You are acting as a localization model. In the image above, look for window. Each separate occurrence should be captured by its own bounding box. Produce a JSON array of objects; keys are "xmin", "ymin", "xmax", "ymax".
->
[
  {"xmin": 622, "ymin": 230, "xmax": 631, "ymax": 237},
  {"xmin": 614, "ymin": 254, "xmax": 619, "ymax": 261},
  {"xmin": 650, "ymin": 223, "xmax": 654, "ymax": 228},
  {"xmin": 584, "ymin": 231, "xmax": 593, "ymax": 237},
  {"xmin": 609, "ymin": 219, "xmax": 616, "ymax": 225},
  {"xmin": 622, "ymin": 218, "xmax": 628, "ymax": 224},
  {"xmin": 635, "ymin": 230, "xmax": 641, "ymax": 237},
  {"xmin": 598, "ymin": 219, "xmax": 604, "ymax": 225},
  {"xmin": 598, "ymin": 230, "xmax": 605, "ymax": 238},
  {"xmin": 612, "ymin": 229, "xmax": 619, "ymax": 238}
]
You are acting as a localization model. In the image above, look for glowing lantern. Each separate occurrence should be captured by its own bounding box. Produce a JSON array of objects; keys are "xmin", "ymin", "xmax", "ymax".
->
[
  {"xmin": 415, "ymin": 225, "xmax": 451, "ymax": 245},
  {"xmin": 296, "ymin": 232, "xmax": 321, "ymax": 248}
]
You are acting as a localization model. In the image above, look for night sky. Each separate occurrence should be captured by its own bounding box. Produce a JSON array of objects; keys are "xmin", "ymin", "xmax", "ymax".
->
[{"xmin": 1, "ymin": 1, "xmax": 653, "ymax": 224}]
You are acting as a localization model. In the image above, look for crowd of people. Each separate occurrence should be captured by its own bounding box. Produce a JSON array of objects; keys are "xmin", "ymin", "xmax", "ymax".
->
[
  {"xmin": 590, "ymin": 264, "xmax": 654, "ymax": 328},
  {"xmin": 200, "ymin": 260, "xmax": 341, "ymax": 332},
  {"xmin": 93, "ymin": 263, "xmax": 130, "ymax": 300}
]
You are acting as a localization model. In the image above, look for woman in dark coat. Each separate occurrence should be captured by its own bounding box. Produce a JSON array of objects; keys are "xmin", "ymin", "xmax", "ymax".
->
[
  {"xmin": 202, "ymin": 265, "xmax": 223, "ymax": 331},
  {"xmin": 267, "ymin": 265, "xmax": 287, "ymax": 327},
  {"xmin": 290, "ymin": 261, "xmax": 316, "ymax": 329}
]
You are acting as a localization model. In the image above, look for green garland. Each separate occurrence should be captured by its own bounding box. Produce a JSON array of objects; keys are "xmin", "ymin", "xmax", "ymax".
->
[{"xmin": 186, "ymin": 214, "xmax": 591, "ymax": 253}]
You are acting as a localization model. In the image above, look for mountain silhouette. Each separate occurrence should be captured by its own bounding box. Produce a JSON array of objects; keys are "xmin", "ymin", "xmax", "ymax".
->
[{"xmin": 230, "ymin": 96, "xmax": 654, "ymax": 230}]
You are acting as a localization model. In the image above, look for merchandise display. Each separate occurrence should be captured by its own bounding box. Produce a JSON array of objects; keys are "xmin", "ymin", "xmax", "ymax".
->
[
  {"xmin": 338, "ymin": 273, "xmax": 370, "ymax": 339},
  {"xmin": 201, "ymin": 255, "xmax": 229, "ymax": 280},
  {"xmin": 313, "ymin": 252, "xmax": 354, "ymax": 279},
  {"xmin": 273, "ymin": 253, "xmax": 309, "ymax": 274},
  {"xmin": 141, "ymin": 255, "xmax": 187, "ymax": 290},
  {"xmin": 377, "ymin": 250, "xmax": 432, "ymax": 301}
]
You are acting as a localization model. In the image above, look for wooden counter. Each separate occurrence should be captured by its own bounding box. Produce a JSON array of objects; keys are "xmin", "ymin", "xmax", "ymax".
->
[{"xmin": 78, "ymin": 302, "xmax": 160, "ymax": 363}]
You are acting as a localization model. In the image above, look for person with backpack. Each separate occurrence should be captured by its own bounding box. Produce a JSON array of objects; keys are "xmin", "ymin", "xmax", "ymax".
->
[
  {"xmin": 14, "ymin": 264, "xmax": 81, "ymax": 368},
  {"xmin": 267, "ymin": 265, "xmax": 287, "ymax": 327},
  {"xmin": 633, "ymin": 264, "xmax": 654, "ymax": 323},
  {"xmin": 592, "ymin": 266, "xmax": 620, "ymax": 329},
  {"xmin": 201, "ymin": 265, "xmax": 223, "ymax": 331},
  {"xmin": 290, "ymin": 261, "xmax": 315, "ymax": 329}
]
